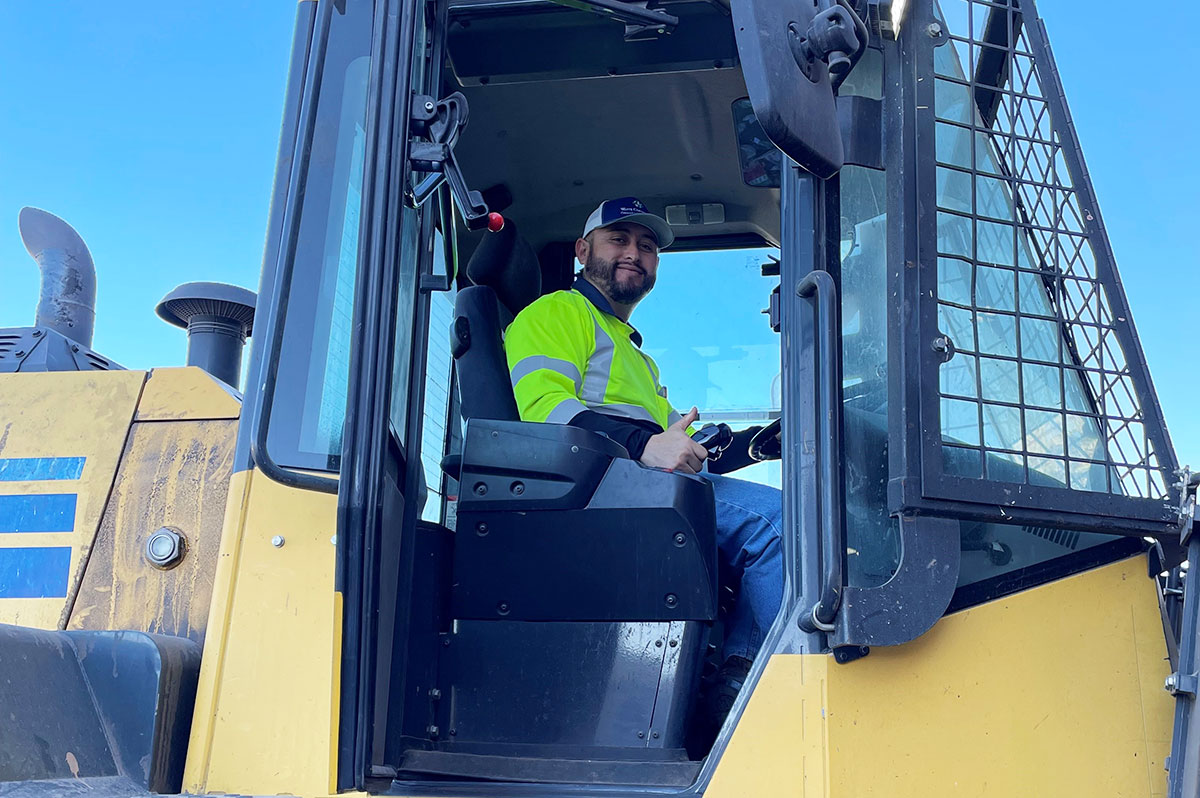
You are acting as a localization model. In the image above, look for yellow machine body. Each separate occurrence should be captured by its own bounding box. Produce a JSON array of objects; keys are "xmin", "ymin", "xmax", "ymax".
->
[
  {"xmin": 184, "ymin": 467, "xmax": 343, "ymax": 796},
  {"xmin": 0, "ymin": 358, "xmax": 1177, "ymax": 798},
  {"xmin": 0, "ymin": 368, "xmax": 239, "ymax": 641},
  {"xmin": 709, "ymin": 556, "xmax": 1174, "ymax": 797},
  {"xmin": 0, "ymin": 0, "xmax": 1186, "ymax": 792},
  {"xmin": 171, "ymin": 448, "xmax": 1176, "ymax": 798}
]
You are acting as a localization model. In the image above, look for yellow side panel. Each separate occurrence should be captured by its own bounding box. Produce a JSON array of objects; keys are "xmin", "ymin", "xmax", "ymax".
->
[
  {"xmin": 67, "ymin": 417, "xmax": 238, "ymax": 642},
  {"xmin": 706, "ymin": 655, "xmax": 830, "ymax": 798},
  {"xmin": 0, "ymin": 370, "xmax": 146, "ymax": 629},
  {"xmin": 185, "ymin": 468, "xmax": 343, "ymax": 797},
  {"xmin": 708, "ymin": 556, "xmax": 1173, "ymax": 798},
  {"xmin": 134, "ymin": 367, "xmax": 241, "ymax": 422}
]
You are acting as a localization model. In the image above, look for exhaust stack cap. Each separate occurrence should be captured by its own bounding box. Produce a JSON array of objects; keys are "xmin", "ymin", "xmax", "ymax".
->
[
  {"xmin": 156, "ymin": 281, "xmax": 256, "ymax": 390},
  {"xmin": 18, "ymin": 207, "xmax": 98, "ymax": 348}
]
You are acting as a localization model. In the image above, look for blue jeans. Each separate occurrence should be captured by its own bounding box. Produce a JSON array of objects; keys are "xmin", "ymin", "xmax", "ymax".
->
[{"xmin": 705, "ymin": 473, "xmax": 784, "ymax": 661}]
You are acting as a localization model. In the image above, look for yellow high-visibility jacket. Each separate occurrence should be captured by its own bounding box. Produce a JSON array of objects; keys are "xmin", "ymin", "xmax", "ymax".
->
[{"xmin": 504, "ymin": 283, "xmax": 682, "ymax": 447}]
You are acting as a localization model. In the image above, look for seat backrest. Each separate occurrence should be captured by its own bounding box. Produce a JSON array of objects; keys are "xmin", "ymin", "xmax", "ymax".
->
[{"xmin": 452, "ymin": 221, "xmax": 542, "ymax": 421}]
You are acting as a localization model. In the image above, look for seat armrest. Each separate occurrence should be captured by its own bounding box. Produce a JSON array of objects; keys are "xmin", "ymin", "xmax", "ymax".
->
[
  {"xmin": 454, "ymin": 419, "xmax": 717, "ymax": 622},
  {"xmin": 459, "ymin": 418, "xmax": 628, "ymax": 512}
]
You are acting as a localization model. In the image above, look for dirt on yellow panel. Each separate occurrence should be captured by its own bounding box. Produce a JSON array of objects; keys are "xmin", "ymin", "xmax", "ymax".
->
[
  {"xmin": 67, "ymin": 416, "xmax": 238, "ymax": 642},
  {"xmin": 0, "ymin": 370, "xmax": 146, "ymax": 629}
]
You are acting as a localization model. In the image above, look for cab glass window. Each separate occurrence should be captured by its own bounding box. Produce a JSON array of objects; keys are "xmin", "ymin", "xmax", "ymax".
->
[
  {"xmin": 418, "ymin": 233, "xmax": 457, "ymax": 522},
  {"xmin": 832, "ymin": 51, "xmax": 900, "ymax": 588},
  {"xmin": 841, "ymin": 164, "xmax": 895, "ymax": 588},
  {"xmin": 931, "ymin": 1, "xmax": 1136, "ymax": 595},
  {"xmin": 634, "ymin": 246, "xmax": 782, "ymax": 488},
  {"xmin": 836, "ymin": 33, "xmax": 1134, "ymax": 596},
  {"xmin": 266, "ymin": 1, "xmax": 373, "ymax": 472}
]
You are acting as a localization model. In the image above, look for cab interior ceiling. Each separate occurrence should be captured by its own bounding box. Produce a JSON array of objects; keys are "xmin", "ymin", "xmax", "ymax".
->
[{"xmin": 445, "ymin": 1, "xmax": 781, "ymax": 258}]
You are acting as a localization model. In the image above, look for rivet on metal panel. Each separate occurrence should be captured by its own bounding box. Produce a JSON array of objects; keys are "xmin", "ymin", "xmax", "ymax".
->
[{"xmin": 271, "ymin": 535, "xmax": 285, "ymax": 548}]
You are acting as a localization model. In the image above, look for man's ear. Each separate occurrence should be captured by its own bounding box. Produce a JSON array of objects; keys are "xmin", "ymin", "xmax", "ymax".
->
[{"xmin": 574, "ymin": 236, "xmax": 589, "ymax": 266}]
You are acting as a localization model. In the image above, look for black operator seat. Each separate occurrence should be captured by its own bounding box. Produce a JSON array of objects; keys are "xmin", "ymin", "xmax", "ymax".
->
[
  {"xmin": 449, "ymin": 220, "xmax": 538, "ymax": 421},
  {"xmin": 426, "ymin": 221, "xmax": 719, "ymax": 770}
]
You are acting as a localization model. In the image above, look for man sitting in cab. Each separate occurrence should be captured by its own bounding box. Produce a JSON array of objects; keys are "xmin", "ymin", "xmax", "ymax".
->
[{"xmin": 504, "ymin": 197, "xmax": 784, "ymax": 729}]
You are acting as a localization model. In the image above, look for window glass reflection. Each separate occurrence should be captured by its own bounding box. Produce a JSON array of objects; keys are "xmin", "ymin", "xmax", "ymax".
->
[{"xmin": 267, "ymin": 2, "xmax": 373, "ymax": 472}]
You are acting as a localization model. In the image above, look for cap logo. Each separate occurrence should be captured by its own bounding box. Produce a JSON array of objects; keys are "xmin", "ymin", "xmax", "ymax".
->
[{"xmin": 583, "ymin": 196, "xmax": 674, "ymax": 248}]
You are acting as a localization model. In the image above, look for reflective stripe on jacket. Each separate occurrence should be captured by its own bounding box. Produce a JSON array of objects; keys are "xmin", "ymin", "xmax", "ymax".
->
[{"xmin": 504, "ymin": 288, "xmax": 682, "ymax": 430}]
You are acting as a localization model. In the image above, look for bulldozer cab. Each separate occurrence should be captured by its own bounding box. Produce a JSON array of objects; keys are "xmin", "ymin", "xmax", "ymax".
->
[{"xmin": 209, "ymin": 0, "xmax": 1195, "ymax": 794}]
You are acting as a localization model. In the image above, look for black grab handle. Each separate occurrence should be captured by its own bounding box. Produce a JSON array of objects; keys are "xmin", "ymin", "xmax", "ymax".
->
[{"xmin": 797, "ymin": 270, "xmax": 847, "ymax": 633}]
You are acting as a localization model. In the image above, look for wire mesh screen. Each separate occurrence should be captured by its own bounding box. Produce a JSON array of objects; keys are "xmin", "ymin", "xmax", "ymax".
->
[{"xmin": 928, "ymin": 0, "xmax": 1169, "ymax": 501}]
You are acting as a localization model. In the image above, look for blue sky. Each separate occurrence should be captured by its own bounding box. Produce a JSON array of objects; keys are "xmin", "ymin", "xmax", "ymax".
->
[
  {"xmin": 0, "ymin": 4, "xmax": 295, "ymax": 372},
  {"xmin": 1, "ymin": 2, "xmax": 1196, "ymax": 470}
]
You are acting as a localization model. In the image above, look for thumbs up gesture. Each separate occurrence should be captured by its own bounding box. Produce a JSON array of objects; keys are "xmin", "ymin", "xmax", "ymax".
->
[{"xmin": 639, "ymin": 406, "xmax": 709, "ymax": 474}]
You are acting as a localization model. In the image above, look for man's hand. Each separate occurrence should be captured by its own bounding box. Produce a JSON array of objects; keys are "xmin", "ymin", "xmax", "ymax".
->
[{"xmin": 639, "ymin": 407, "xmax": 709, "ymax": 474}]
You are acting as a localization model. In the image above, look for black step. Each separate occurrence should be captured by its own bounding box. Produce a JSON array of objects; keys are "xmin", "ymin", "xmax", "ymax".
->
[{"xmin": 395, "ymin": 749, "xmax": 702, "ymax": 787}]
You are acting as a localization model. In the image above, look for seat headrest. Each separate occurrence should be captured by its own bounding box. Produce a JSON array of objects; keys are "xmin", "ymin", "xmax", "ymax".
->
[{"xmin": 466, "ymin": 221, "xmax": 542, "ymax": 316}]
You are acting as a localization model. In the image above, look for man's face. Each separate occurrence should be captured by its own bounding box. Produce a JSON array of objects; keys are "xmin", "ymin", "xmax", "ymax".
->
[{"xmin": 578, "ymin": 222, "xmax": 660, "ymax": 305}]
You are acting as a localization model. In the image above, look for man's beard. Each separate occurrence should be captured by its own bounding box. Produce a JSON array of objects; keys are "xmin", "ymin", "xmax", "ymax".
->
[{"xmin": 583, "ymin": 252, "xmax": 656, "ymax": 304}]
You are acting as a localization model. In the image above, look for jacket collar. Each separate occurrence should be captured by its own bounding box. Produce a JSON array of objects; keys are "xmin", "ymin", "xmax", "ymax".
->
[{"xmin": 572, "ymin": 276, "xmax": 643, "ymax": 347}]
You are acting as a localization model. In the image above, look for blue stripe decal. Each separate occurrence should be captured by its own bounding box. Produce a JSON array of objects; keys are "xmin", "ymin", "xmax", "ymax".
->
[
  {"xmin": 0, "ymin": 494, "xmax": 77, "ymax": 533},
  {"xmin": 0, "ymin": 546, "xmax": 72, "ymax": 598},
  {"xmin": 0, "ymin": 457, "xmax": 86, "ymax": 481}
]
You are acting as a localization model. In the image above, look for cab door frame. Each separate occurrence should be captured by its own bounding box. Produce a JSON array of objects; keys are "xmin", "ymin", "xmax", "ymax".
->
[{"xmin": 333, "ymin": 0, "xmax": 430, "ymax": 789}]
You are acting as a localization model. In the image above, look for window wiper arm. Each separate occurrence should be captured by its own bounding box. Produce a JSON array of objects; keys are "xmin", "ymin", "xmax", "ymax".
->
[{"xmin": 548, "ymin": 0, "xmax": 679, "ymax": 40}]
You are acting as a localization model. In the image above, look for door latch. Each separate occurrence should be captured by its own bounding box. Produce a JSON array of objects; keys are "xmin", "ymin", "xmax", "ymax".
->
[{"xmin": 407, "ymin": 92, "xmax": 491, "ymax": 230}]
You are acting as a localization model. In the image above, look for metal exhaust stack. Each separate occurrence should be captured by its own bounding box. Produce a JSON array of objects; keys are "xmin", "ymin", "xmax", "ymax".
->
[
  {"xmin": 156, "ymin": 282, "xmax": 256, "ymax": 390},
  {"xmin": 18, "ymin": 207, "xmax": 97, "ymax": 348}
]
